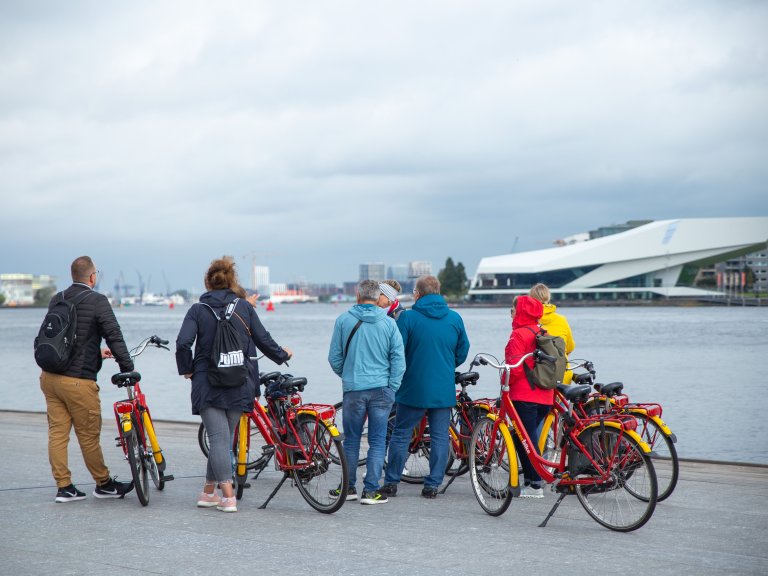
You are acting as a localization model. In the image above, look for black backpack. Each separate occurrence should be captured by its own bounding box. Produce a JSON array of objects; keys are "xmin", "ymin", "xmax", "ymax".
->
[
  {"xmin": 522, "ymin": 326, "xmax": 567, "ymax": 390},
  {"xmin": 33, "ymin": 290, "xmax": 91, "ymax": 373},
  {"xmin": 202, "ymin": 298, "xmax": 248, "ymax": 388}
]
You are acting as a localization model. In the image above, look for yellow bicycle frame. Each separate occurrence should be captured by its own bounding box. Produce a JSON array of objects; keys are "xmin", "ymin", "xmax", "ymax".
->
[
  {"xmin": 237, "ymin": 414, "xmax": 249, "ymax": 478},
  {"xmin": 142, "ymin": 411, "xmax": 164, "ymax": 464}
]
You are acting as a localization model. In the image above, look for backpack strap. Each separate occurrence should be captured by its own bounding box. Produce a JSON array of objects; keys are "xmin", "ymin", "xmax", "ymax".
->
[{"xmin": 343, "ymin": 319, "xmax": 364, "ymax": 361}]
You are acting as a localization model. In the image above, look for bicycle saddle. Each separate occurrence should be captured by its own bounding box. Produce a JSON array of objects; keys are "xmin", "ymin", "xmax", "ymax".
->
[
  {"xmin": 572, "ymin": 372, "xmax": 594, "ymax": 385},
  {"xmin": 455, "ymin": 371, "xmax": 479, "ymax": 385},
  {"xmin": 111, "ymin": 371, "xmax": 141, "ymax": 387},
  {"xmin": 558, "ymin": 384, "xmax": 592, "ymax": 402},
  {"xmin": 260, "ymin": 371, "xmax": 281, "ymax": 385},
  {"xmin": 594, "ymin": 382, "xmax": 624, "ymax": 396}
]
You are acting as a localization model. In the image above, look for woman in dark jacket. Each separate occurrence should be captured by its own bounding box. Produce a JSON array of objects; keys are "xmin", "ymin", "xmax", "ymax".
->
[{"xmin": 176, "ymin": 257, "xmax": 291, "ymax": 512}]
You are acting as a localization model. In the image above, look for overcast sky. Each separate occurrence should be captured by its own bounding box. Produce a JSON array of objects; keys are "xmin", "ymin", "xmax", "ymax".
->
[{"xmin": 1, "ymin": 1, "xmax": 766, "ymax": 293}]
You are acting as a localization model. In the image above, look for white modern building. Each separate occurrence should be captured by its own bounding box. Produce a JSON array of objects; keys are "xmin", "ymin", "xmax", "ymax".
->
[{"xmin": 469, "ymin": 217, "xmax": 768, "ymax": 302}]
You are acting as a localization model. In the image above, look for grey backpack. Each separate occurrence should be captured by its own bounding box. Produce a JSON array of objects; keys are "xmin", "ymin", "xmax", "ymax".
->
[{"xmin": 523, "ymin": 326, "xmax": 567, "ymax": 390}]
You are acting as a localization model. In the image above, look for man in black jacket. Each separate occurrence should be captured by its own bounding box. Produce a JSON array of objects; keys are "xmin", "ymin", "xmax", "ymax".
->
[{"xmin": 39, "ymin": 256, "xmax": 136, "ymax": 502}]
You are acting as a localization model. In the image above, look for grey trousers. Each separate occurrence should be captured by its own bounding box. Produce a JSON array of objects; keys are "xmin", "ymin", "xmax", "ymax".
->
[{"xmin": 200, "ymin": 406, "xmax": 242, "ymax": 483}]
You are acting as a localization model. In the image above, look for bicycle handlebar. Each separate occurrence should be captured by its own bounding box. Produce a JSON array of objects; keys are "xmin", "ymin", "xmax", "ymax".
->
[
  {"xmin": 470, "ymin": 352, "xmax": 536, "ymax": 371},
  {"xmin": 129, "ymin": 335, "xmax": 170, "ymax": 358}
]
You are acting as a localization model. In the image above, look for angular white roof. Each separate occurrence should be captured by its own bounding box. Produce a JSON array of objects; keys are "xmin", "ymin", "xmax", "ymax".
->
[{"xmin": 471, "ymin": 217, "xmax": 768, "ymax": 297}]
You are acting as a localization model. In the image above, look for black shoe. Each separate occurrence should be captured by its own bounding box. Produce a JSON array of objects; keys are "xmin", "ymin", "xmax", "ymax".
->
[
  {"xmin": 55, "ymin": 484, "xmax": 86, "ymax": 503},
  {"xmin": 378, "ymin": 483, "xmax": 398, "ymax": 497},
  {"xmin": 421, "ymin": 486, "xmax": 438, "ymax": 499},
  {"xmin": 329, "ymin": 486, "xmax": 358, "ymax": 501},
  {"xmin": 93, "ymin": 477, "xmax": 134, "ymax": 499},
  {"xmin": 360, "ymin": 490, "xmax": 388, "ymax": 505}
]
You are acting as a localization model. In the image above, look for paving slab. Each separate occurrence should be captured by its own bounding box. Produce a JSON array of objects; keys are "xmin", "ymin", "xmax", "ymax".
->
[{"xmin": 1, "ymin": 411, "xmax": 766, "ymax": 576}]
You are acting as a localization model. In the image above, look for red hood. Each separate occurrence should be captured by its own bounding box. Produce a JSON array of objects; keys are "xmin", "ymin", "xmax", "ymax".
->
[{"xmin": 512, "ymin": 295, "xmax": 543, "ymax": 329}]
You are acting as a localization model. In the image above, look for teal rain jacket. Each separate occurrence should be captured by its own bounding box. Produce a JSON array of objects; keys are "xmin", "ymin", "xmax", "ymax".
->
[
  {"xmin": 328, "ymin": 304, "xmax": 405, "ymax": 393},
  {"xmin": 395, "ymin": 294, "xmax": 470, "ymax": 408}
]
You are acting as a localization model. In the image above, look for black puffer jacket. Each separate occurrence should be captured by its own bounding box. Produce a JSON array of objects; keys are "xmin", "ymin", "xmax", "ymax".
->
[
  {"xmin": 175, "ymin": 289, "xmax": 290, "ymax": 415},
  {"xmin": 51, "ymin": 283, "xmax": 134, "ymax": 380}
]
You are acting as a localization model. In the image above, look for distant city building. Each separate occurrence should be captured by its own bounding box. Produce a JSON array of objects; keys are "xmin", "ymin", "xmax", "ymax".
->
[
  {"xmin": 359, "ymin": 263, "xmax": 386, "ymax": 281},
  {"xmin": 408, "ymin": 261, "xmax": 432, "ymax": 278},
  {"xmin": 387, "ymin": 264, "xmax": 409, "ymax": 282},
  {"xmin": 254, "ymin": 266, "xmax": 270, "ymax": 295},
  {"xmin": 343, "ymin": 281, "xmax": 358, "ymax": 297},
  {"xmin": 469, "ymin": 217, "xmax": 768, "ymax": 302},
  {"xmin": 0, "ymin": 273, "xmax": 56, "ymax": 306}
]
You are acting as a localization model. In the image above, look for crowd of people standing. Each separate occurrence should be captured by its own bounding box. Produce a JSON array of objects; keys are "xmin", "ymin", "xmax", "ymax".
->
[{"xmin": 37, "ymin": 255, "xmax": 573, "ymax": 512}]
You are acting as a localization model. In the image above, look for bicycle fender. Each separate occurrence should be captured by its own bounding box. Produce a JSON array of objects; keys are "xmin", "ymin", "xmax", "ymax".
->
[
  {"xmin": 538, "ymin": 412, "xmax": 556, "ymax": 454},
  {"xmin": 579, "ymin": 421, "xmax": 652, "ymax": 454},
  {"xmin": 498, "ymin": 422, "xmax": 520, "ymax": 490},
  {"xmin": 630, "ymin": 410, "xmax": 675, "ymax": 439}
]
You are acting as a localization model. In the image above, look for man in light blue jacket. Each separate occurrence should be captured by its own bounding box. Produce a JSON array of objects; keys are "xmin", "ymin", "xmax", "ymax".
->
[{"xmin": 328, "ymin": 279, "xmax": 405, "ymax": 505}]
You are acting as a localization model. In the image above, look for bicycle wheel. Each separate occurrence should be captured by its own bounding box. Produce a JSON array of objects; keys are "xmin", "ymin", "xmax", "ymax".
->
[
  {"xmin": 125, "ymin": 420, "xmax": 149, "ymax": 506},
  {"xmin": 334, "ymin": 401, "xmax": 368, "ymax": 467},
  {"xmin": 199, "ymin": 420, "xmax": 272, "ymax": 471},
  {"xmin": 539, "ymin": 411, "xmax": 563, "ymax": 476},
  {"xmin": 400, "ymin": 426, "xmax": 431, "ymax": 484},
  {"xmin": 573, "ymin": 427, "xmax": 657, "ymax": 532},
  {"xmin": 468, "ymin": 416, "xmax": 514, "ymax": 516},
  {"xmin": 291, "ymin": 414, "xmax": 348, "ymax": 513},
  {"xmin": 632, "ymin": 414, "xmax": 678, "ymax": 501},
  {"xmin": 447, "ymin": 405, "xmax": 489, "ymax": 476}
]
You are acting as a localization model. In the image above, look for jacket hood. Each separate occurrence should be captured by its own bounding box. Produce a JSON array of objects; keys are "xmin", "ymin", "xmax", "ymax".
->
[
  {"xmin": 413, "ymin": 293, "xmax": 450, "ymax": 319},
  {"xmin": 199, "ymin": 289, "xmax": 237, "ymax": 308},
  {"xmin": 512, "ymin": 295, "xmax": 543, "ymax": 329},
  {"xmin": 541, "ymin": 302, "xmax": 557, "ymax": 318},
  {"xmin": 349, "ymin": 303, "xmax": 388, "ymax": 323}
]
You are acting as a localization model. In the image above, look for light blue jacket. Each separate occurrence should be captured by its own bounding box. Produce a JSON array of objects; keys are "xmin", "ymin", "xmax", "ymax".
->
[{"xmin": 328, "ymin": 304, "xmax": 405, "ymax": 393}]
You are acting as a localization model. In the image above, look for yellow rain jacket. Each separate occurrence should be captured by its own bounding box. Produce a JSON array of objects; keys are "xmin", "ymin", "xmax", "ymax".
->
[{"xmin": 539, "ymin": 303, "xmax": 575, "ymax": 384}]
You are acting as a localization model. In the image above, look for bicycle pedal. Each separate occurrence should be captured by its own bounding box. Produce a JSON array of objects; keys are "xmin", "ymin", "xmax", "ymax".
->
[
  {"xmin": 114, "ymin": 437, "xmax": 122, "ymax": 446},
  {"xmin": 161, "ymin": 474, "xmax": 175, "ymax": 482}
]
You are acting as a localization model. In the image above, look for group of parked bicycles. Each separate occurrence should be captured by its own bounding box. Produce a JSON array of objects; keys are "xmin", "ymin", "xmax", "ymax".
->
[{"xmin": 110, "ymin": 335, "xmax": 678, "ymax": 531}]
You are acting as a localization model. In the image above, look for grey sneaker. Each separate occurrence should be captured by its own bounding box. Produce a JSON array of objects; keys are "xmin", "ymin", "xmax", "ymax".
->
[
  {"xmin": 329, "ymin": 485, "xmax": 357, "ymax": 501},
  {"xmin": 520, "ymin": 485, "xmax": 544, "ymax": 499},
  {"xmin": 360, "ymin": 490, "xmax": 388, "ymax": 505},
  {"xmin": 55, "ymin": 484, "xmax": 86, "ymax": 503}
]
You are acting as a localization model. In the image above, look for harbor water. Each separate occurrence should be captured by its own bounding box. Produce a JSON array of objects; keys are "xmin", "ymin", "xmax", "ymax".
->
[{"xmin": 1, "ymin": 303, "xmax": 766, "ymax": 464}]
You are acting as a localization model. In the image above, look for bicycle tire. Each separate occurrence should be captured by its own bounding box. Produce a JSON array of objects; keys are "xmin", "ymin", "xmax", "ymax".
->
[
  {"xmin": 334, "ymin": 401, "xmax": 368, "ymax": 468},
  {"xmin": 125, "ymin": 420, "xmax": 149, "ymax": 506},
  {"xmin": 468, "ymin": 416, "xmax": 514, "ymax": 516},
  {"xmin": 573, "ymin": 427, "xmax": 658, "ymax": 532},
  {"xmin": 198, "ymin": 420, "xmax": 272, "ymax": 471},
  {"xmin": 291, "ymin": 413, "xmax": 348, "ymax": 513},
  {"xmin": 397, "ymin": 413, "xmax": 431, "ymax": 484},
  {"xmin": 632, "ymin": 413, "xmax": 678, "ymax": 501},
  {"xmin": 539, "ymin": 411, "xmax": 563, "ymax": 476}
]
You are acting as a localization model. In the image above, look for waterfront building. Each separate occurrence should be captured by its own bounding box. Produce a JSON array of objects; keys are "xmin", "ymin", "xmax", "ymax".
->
[
  {"xmin": 359, "ymin": 263, "xmax": 386, "ymax": 281},
  {"xmin": 388, "ymin": 264, "xmax": 409, "ymax": 282},
  {"xmin": 408, "ymin": 261, "xmax": 432, "ymax": 278},
  {"xmin": 469, "ymin": 217, "xmax": 768, "ymax": 302},
  {"xmin": 0, "ymin": 273, "xmax": 56, "ymax": 306},
  {"xmin": 254, "ymin": 265, "xmax": 270, "ymax": 295}
]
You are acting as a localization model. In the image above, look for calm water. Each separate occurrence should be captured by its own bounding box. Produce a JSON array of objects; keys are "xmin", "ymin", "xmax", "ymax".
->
[{"xmin": 2, "ymin": 303, "xmax": 766, "ymax": 464}]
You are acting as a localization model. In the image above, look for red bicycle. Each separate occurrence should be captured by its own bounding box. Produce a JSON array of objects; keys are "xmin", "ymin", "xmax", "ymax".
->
[
  {"xmin": 469, "ymin": 352, "xmax": 658, "ymax": 532},
  {"xmin": 111, "ymin": 335, "xmax": 175, "ymax": 506}
]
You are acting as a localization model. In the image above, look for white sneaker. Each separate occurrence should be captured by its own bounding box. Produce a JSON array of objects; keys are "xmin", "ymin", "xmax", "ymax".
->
[{"xmin": 520, "ymin": 485, "xmax": 544, "ymax": 499}]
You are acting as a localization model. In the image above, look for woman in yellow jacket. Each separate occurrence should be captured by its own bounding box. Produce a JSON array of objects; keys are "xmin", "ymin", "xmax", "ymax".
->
[{"xmin": 529, "ymin": 283, "xmax": 575, "ymax": 384}]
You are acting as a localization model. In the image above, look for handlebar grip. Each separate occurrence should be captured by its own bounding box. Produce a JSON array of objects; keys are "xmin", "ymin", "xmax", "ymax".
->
[
  {"xmin": 536, "ymin": 349, "xmax": 556, "ymax": 364},
  {"xmin": 150, "ymin": 335, "xmax": 170, "ymax": 346}
]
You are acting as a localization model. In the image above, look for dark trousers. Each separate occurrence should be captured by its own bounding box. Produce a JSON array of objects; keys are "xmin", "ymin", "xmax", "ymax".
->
[{"xmin": 512, "ymin": 400, "xmax": 550, "ymax": 488}]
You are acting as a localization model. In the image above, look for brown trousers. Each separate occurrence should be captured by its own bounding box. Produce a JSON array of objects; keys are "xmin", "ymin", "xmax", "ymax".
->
[{"xmin": 39, "ymin": 371, "xmax": 111, "ymax": 488}]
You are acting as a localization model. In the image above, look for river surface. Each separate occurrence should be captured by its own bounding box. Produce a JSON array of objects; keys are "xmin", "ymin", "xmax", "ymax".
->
[{"xmin": 2, "ymin": 303, "xmax": 766, "ymax": 464}]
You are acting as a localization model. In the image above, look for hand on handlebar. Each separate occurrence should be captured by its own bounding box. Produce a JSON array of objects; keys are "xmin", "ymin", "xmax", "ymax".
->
[{"xmin": 101, "ymin": 348, "xmax": 114, "ymax": 359}]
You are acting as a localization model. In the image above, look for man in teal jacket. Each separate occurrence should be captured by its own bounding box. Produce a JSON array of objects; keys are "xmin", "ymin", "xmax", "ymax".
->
[
  {"xmin": 328, "ymin": 280, "xmax": 405, "ymax": 504},
  {"xmin": 381, "ymin": 275, "xmax": 470, "ymax": 498}
]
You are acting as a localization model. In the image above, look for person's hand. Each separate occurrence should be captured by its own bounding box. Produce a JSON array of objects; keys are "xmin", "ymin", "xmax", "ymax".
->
[
  {"xmin": 183, "ymin": 373, "xmax": 193, "ymax": 379},
  {"xmin": 101, "ymin": 348, "xmax": 113, "ymax": 359},
  {"xmin": 282, "ymin": 347, "xmax": 293, "ymax": 360},
  {"xmin": 246, "ymin": 293, "xmax": 259, "ymax": 306}
]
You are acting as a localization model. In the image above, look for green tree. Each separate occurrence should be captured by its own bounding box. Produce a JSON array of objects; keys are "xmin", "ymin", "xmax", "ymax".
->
[
  {"xmin": 438, "ymin": 257, "xmax": 468, "ymax": 298},
  {"xmin": 0, "ymin": 293, "xmax": 5, "ymax": 306},
  {"xmin": 34, "ymin": 286, "xmax": 57, "ymax": 306}
]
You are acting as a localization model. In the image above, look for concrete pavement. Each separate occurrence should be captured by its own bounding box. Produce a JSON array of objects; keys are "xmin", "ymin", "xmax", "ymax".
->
[{"xmin": 1, "ymin": 410, "xmax": 766, "ymax": 576}]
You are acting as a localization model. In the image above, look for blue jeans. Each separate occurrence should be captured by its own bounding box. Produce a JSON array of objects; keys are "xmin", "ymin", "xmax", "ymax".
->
[
  {"xmin": 342, "ymin": 387, "xmax": 395, "ymax": 493},
  {"xmin": 512, "ymin": 400, "xmax": 550, "ymax": 488},
  {"xmin": 384, "ymin": 403, "xmax": 451, "ymax": 490}
]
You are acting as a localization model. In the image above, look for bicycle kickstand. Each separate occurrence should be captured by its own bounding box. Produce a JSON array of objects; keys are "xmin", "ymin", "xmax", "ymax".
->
[
  {"xmin": 258, "ymin": 472, "xmax": 289, "ymax": 510},
  {"xmin": 438, "ymin": 471, "xmax": 460, "ymax": 495},
  {"xmin": 538, "ymin": 493, "xmax": 567, "ymax": 528}
]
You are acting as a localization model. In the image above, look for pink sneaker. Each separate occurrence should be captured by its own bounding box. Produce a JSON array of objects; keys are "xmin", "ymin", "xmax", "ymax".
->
[
  {"xmin": 217, "ymin": 496, "xmax": 237, "ymax": 513},
  {"xmin": 197, "ymin": 491, "xmax": 221, "ymax": 508}
]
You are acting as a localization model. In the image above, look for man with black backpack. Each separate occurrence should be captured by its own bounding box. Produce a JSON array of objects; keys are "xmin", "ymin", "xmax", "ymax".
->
[{"xmin": 36, "ymin": 256, "xmax": 135, "ymax": 503}]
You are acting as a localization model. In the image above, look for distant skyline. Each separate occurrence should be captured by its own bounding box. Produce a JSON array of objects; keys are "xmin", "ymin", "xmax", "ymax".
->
[{"xmin": 1, "ymin": 2, "xmax": 766, "ymax": 293}]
